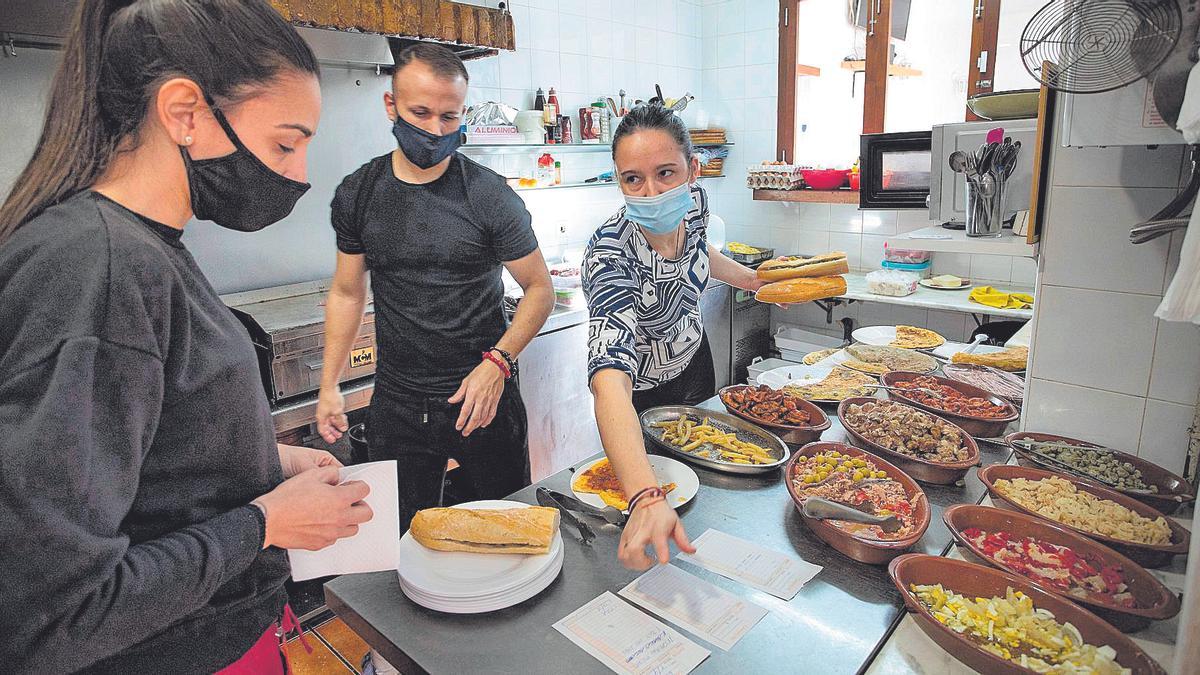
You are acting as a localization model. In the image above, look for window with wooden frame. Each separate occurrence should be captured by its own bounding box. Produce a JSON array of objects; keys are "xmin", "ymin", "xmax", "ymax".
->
[{"xmin": 775, "ymin": 0, "xmax": 1004, "ymax": 162}]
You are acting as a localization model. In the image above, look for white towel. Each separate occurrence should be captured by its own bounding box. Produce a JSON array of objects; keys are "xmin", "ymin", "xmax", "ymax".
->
[{"xmin": 1156, "ymin": 63, "xmax": 1200, "ymax": 324}]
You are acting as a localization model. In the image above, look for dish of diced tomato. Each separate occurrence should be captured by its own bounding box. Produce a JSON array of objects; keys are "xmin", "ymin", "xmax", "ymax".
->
[{"xmin": 962, "ymin": 527, "xmax": 1137, "ymax": 608}]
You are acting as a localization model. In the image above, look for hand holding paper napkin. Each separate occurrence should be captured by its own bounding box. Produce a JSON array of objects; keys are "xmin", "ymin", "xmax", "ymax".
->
[
  {"xmin": 288, "ymin": 461, "xmax": 399, "ymax": 581},
  {"xmin": 968, "ymin": 286, "xmax": 1033, "ymax": 310}
]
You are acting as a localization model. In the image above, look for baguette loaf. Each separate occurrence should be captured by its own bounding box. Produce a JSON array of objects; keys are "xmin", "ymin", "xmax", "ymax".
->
[
  {"xmin": 755, "ymin": 275, "xmax": 847, "ymax": 304},
  {"xmin": 410, "ymin": 507, "xmax": 559, "ymax": 555},
  {"xmin": 756, "ymin": 251, "xmax": 849, "ymax": 282}
]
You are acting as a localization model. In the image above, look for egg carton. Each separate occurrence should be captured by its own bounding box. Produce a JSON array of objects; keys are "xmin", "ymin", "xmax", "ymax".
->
[
  {"xmin": 746, "ymin": 173, "xmax": 803, "ymax": 190},
  {"xmin": 747, "ymin": 163, "xmax": 804, "ymax": 176}
]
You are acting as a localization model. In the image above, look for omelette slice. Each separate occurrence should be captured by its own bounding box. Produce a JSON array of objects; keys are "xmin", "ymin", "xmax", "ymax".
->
[
  {"xmin": 889, "ymin": 325, "xmax": 945, "ymax": 349},
  {"xmin": 572, "ymin": 458, "xmax": 677, "ymax": 511}
]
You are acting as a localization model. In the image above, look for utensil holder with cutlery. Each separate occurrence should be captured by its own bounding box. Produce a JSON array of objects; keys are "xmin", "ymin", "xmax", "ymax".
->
[{"xmin": 951, "ymin": 134, "xmax": 1020, "ymax": 238}]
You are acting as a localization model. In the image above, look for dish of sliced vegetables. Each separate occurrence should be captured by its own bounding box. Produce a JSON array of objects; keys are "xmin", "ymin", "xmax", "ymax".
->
[{"xmin": 910, "ymin": 584, "xmax": 1130, "ymax": 674}]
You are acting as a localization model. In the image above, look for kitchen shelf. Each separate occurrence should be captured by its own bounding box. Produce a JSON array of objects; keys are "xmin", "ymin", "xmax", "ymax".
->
[
  {"xmin": 752, "ymin": 188, "xmax": 860, "ymax": 204},
  {"xmin": 840, "ymin": 60, "xmax": 923, "ymax": 77},
  {"xmin": 839, "ymin": 272, "xmax": 1034, "ymax": 320},
  {"xmin": 461, "ymin": 142, "xmax": 733, "ymax": 155},
  {"xmin": 514, "ymin": 175, "xmax": 724, "ymax": 192},
  {"xmin": 885, "ymin": 226, "xmax": 1039, "ymax": 257},
  {"xmin": 796, "ymin": 63, "xmax": 822, "ymax": 77}
]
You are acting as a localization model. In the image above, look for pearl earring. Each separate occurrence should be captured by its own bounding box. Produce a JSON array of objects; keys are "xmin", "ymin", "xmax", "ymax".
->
[{"xmin": 183, "ymin": 135, "xmax": 193, "ymax": 145}]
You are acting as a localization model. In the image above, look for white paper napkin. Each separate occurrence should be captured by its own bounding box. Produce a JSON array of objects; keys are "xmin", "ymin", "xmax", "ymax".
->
[{"xmin": 288, "ymin": 460, "xmax": 399, "ymax": 581}]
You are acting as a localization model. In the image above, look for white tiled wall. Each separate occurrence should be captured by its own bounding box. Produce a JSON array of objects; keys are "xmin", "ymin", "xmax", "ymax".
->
[
  {"xmin": 462, "ymin": 0, "xmax": 705, "ymax": 261},
  {"xmin": 1024, "ymin": 128, "xmax": 1196, "ymax": 474}
]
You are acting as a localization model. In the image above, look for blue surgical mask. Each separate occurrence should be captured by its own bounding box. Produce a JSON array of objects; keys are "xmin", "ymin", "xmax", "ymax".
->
[
  {"xmin": 624, "ymin": 181, "xmax": 695, "ymax": 235},
  {"xmin": 392, "ymin": 110, "xmax": 462, "ymax": 169}
]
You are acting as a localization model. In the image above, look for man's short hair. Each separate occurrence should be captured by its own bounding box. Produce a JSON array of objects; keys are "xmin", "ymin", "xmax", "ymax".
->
[{"xmin": 392, "ymin": 42, "xmax": 469, "ymax": 83}]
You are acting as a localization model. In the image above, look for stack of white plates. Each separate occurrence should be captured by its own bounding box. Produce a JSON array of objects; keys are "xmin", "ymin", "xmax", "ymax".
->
[{"xmin": 396, "ymin": 500, "xmax": 564, "ymax": 614}]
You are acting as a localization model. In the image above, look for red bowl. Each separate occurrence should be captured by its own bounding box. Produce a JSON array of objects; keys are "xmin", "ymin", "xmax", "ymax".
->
[
  {"xmin": 801, "ymin": 169, "xmax": 849, "ymax": 190},
  {"xmin": 943, "ymin": 504, "xmax": 1180, "ymax": 632},
  {"xmin": 978, "ymin": 464, "xmax": 1190, "ymax": 569},
  {"xmin": 784, "ymin": 441, "xmax": 929, "ymax": 564},
  {"xmin": 1006, "ymin": 431, "xmax": 1195, "ymax": 515},
  {"xmin": 889, "ymin": 554, "xmax": 1167, "ymax": 675}
]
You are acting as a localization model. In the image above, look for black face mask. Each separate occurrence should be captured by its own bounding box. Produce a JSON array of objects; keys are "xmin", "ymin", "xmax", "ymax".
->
[
  {"xmin": 180, "ymin": 103, "xmax": 311, "ymax": 232},
  {"xmin": 391, "ymin": 110, "xmax": 461, "ymax": 169}
]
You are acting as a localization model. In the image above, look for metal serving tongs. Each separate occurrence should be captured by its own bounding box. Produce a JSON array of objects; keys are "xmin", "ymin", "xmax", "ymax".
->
[
  {"xmin": 1131, "ymin": 144, "xmax": 1200, "ymax": 244},
  {"xmin": 536, "ymin": 487, "xmax": 596, "ymax": 544},
  {"xmin": 801, "ymin": 498, "xmax": 902, "ymax": 533}
]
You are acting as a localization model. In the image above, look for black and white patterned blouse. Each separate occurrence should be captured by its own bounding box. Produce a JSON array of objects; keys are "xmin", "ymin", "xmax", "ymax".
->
[{"xmin": 583, "ymin": 184, "xmax": 710, "ymax": 390}]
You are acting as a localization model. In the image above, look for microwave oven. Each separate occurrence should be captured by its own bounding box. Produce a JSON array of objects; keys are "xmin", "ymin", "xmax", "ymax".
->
[
  {"xmin": 928, "ymin": 119, "xmax": 1037, "ymax": 226},
  {"xmin": 858, "ymin": 131, "xmax": 932, "ymax": 209}
]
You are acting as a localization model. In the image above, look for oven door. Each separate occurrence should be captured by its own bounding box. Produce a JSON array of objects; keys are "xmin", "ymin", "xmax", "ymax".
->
[{"xmin": 859, "ymin": 131, "xmax": 932, "ymax": 209}]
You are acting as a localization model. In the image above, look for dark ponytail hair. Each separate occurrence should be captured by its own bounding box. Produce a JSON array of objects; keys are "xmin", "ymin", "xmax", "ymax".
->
[
  {"xmin": 611, "ymin": 104, "xmax": 694, "ymax": 164},
  {"xmin": 0, "ymin": 0, "xmax": 318, "ymax": 244}
]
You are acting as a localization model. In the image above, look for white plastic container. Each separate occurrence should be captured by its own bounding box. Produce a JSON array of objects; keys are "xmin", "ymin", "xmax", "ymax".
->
[
  {"xmin": 747, "ymin": 357, "xmax": 798, "ymax": 382},
  {"xmin": 773, "ymin": 326, "xmax": 843, "ymax": 355},
  {"xmin": 778, "ymin": 348, "xmax": 811, "ymax": 363}
]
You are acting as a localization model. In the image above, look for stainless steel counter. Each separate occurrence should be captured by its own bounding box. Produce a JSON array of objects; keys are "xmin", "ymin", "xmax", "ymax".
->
[
  {"xmin": 268, "ymin": 304, "xmax": 589, "ymax": 434},
  {"xmin": 324, "ymin": 397, "xmax": 1015, "ymax": 674}
]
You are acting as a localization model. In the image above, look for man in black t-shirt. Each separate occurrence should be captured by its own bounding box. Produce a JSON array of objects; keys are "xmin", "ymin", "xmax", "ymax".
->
[{"xmin": 315, "ymin": 44, "xmax": 554, "ymax": 529}]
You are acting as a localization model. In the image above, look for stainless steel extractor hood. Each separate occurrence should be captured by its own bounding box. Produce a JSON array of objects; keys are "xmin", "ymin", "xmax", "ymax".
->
[
  {"xmin": 296, "ymin": 26, "xmax": 394, "ymax": 71},
  {"xmin": 1, "ymin": 1, "xmax": 514, "ymax": 64}
]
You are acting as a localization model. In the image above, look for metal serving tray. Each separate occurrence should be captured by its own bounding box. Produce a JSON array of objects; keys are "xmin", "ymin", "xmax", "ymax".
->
[
  {"xmin": 639, "ymin": 405, "xmax": 790, "ymax": 475},
  {"xmin": 725, "ymin": 246, "xmax": 774, "ymax": 266}
]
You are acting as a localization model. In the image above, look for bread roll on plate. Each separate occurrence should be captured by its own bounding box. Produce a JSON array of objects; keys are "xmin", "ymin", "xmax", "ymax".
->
[
  {"xmin": 756, "ymin": 275, "xmax": 847, "ymax": 304},
  {"xmin": 756, "ymin": 251, "xmax": 849, "ymax": 282},
  {"xmin": 410, "ymin": 506, "xmax": 559, "ymax": 555}
]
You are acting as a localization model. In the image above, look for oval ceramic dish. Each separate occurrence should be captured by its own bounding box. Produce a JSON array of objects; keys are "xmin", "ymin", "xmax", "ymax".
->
[
  {"xmin": 718, "ymin": 385, "xmax": 831, "ymax": 446},
  {"xmin": 836, "ymin": 397, "xmax": 980, "ymax": 484},
  {"xmin": 639, "ymin": 405, "xmax": 790, "ymax": 475},
  {"xmin": 1005, "ymin": 431, "xmax": 1195, "ymax": 516},
  {"xmin": 784, "ymin": 442, "xmax": 929, "ymax": 565},
  {"xmin": 942, "ymin": 504, "xmax": 1180, "ymax": 633},
  {"xmin": 888, "ymin": 554, "xmax": 1166, "ymax": 675},
  {"xmin": 879, "ymin": 371, "xmax": 1019, "ymax": 438},
  {"xmin": 977, "ymin": 464, "xmax": 1190, "ymax": 569}
]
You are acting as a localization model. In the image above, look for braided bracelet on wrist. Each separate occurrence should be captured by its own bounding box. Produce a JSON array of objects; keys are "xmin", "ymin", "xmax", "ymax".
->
[{"xmin": 627, "ymin": 486, "xmax": 666, "ymax": 513}]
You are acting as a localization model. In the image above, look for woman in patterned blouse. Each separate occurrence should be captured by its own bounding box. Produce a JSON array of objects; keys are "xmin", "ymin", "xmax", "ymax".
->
[{"xmin": 583, "ymin": 105, "xmax": 766, "ymax": 570}]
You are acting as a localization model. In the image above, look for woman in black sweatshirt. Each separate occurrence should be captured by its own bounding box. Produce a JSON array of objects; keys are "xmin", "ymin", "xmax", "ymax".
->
[{"xmin": 0, "ymin": 1, "xmax": 372, "ymax": 672}]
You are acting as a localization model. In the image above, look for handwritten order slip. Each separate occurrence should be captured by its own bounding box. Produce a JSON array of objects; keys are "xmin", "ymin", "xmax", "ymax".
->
[
  {"xmin": 553, "ymin": 592, "xmax": 710, "ymax": 675},
  {"xmin": 618, "ymin": 563, "xmax": 767, "ymax": 651},
  {"xmin": 677, "ymin": 529, "xmax": 823, "ymax": 600}
]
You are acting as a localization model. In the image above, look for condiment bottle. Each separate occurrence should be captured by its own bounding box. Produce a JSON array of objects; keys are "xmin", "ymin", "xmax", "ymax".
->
[
  {"xmin": 594, "ymin": 101, "xmax": 611, "ymax": 144},
  {"xmin": 554, "ymin": 160, "xmax": 562, "ymax": 185},
  {"xmin": 545, "ymin": 87, "xmax": 560, "ymax": 143},
  {"xmin": 559, "ymin": 114, "xmax": 572, "ymax": 144}
]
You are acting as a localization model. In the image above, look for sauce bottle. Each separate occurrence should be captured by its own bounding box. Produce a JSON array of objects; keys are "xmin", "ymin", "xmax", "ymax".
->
[{"xmin": 545, "ymin": 87, "xmax": 560, "ymax": 143}]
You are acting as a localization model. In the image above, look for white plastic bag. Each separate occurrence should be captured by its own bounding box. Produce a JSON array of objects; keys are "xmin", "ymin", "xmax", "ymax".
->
[{"xmin": 865, "ymin": 269, "xmax": 918, "ymax": 297}]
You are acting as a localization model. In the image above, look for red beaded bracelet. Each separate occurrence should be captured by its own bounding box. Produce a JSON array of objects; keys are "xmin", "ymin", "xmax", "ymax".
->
[{"xmin": 481, "ymin": 350, "xmax": 511, "ymax": 379}]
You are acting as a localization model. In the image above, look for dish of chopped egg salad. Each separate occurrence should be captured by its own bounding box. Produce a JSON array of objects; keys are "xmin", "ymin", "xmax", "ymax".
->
[{"xmin": 910, "ymin": 584, "xmax": 1130, "ymax": 674}]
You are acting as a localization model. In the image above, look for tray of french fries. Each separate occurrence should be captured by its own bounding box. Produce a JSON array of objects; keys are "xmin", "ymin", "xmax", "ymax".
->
[{"xmin": 639, "ymin": 405, "xmax": 790, "ymax": 474}]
